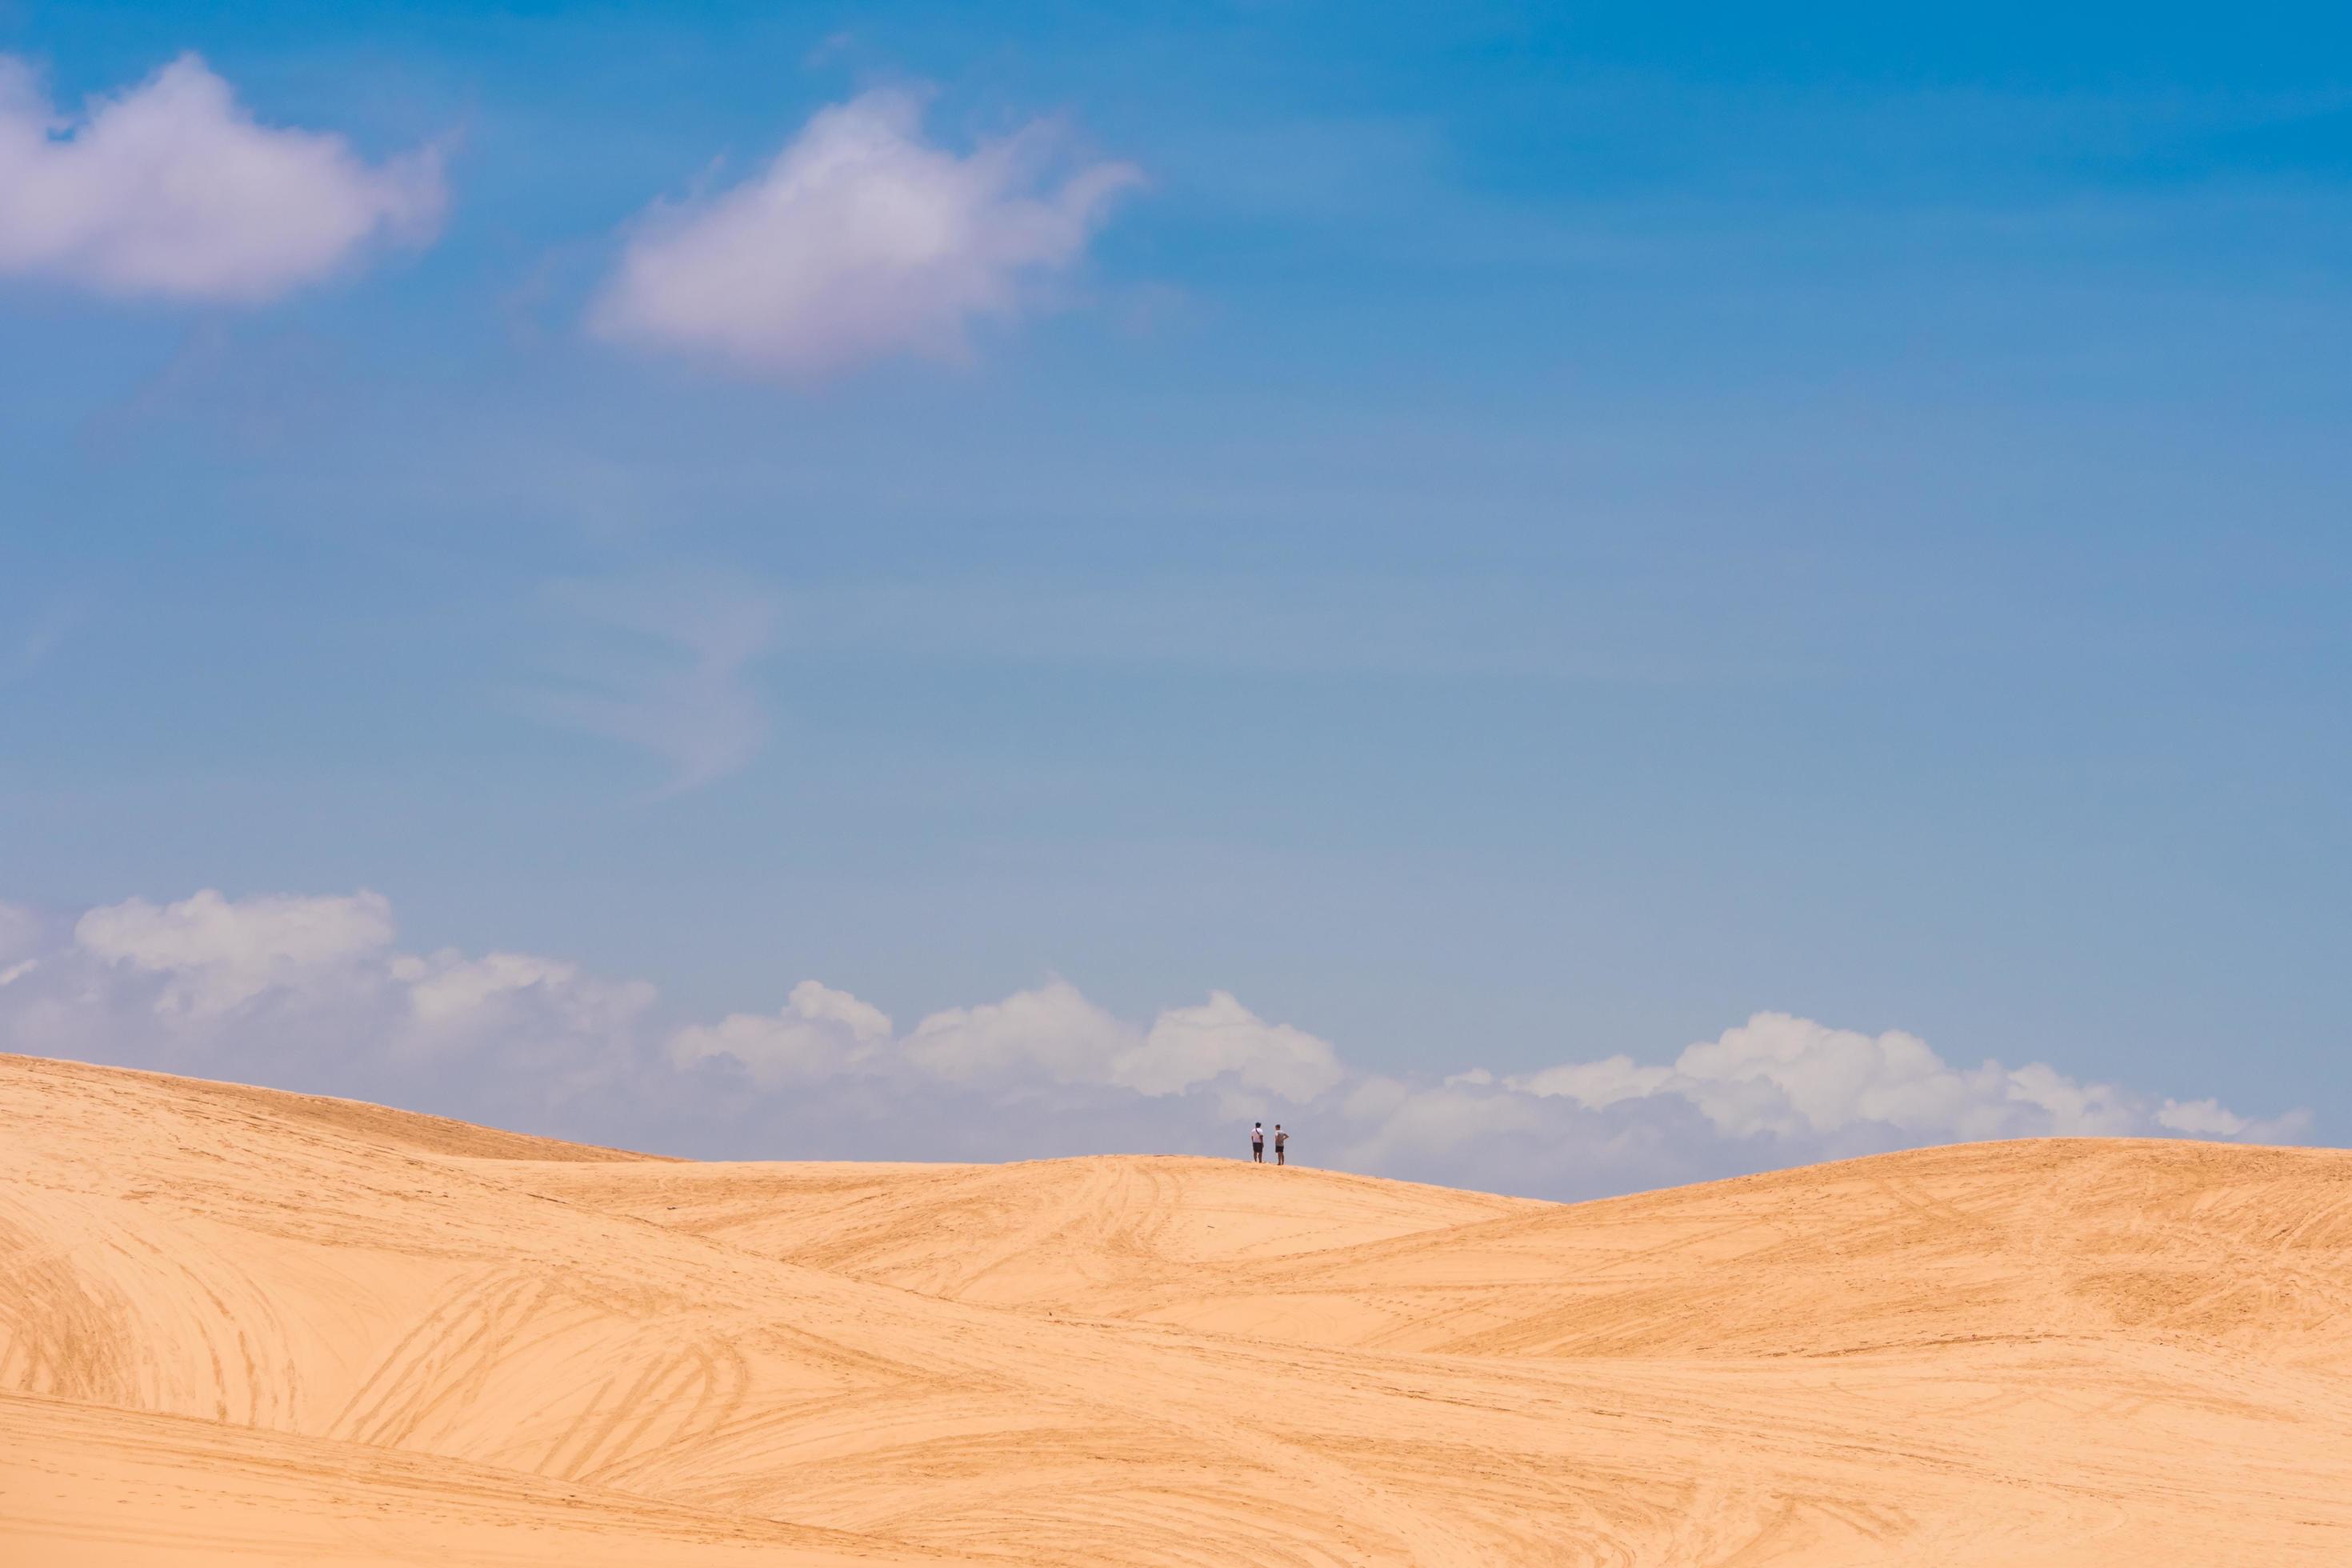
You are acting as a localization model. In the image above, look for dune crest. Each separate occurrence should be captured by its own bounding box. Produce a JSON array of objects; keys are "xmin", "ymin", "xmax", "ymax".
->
[{"xmin": 5, "ymin": 1050, "xmax": 2350, "ymax": 1564}]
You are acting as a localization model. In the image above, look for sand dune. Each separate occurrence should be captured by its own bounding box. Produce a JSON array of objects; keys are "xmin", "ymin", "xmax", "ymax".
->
[{"xmin": 6, "ymin": 1051, "xmax": 2350, "ymax": 1564}]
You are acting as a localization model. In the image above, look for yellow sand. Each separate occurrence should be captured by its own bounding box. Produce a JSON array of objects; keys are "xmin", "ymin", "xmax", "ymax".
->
[{"xmin": 5, "ymin": 1051, "xmax": 2350, "ymax": 1565}]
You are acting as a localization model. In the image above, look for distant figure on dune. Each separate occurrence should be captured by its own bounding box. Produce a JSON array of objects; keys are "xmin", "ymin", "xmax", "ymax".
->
[
  {"xmin": 1274, "ymin": 1125, "xmax": 1288, "ymax": 1165},
  {"xmin": 1251, "ymin": 1122, "xmax": 1265, "ymax": 1162}
]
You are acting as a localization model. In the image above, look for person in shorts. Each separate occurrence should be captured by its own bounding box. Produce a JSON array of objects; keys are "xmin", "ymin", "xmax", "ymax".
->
[
  {"xmin": 1274, "ymin": 1125, "xmax": 1288, "ymax": 1165},
  {"xmin": 1250, "ymin": 1122, "xmax": 1265, "ymax": 1162}
]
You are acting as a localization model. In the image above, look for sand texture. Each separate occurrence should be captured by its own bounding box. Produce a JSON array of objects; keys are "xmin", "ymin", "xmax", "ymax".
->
[{"xmin": 5, "ymin": 1051, "xmax": 2351, "ymax": 1564}]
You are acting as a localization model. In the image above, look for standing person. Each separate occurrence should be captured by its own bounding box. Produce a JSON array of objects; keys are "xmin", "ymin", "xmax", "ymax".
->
[
  {"xmin": 1274, "ymin": 1125, "xmax": 1288, "ymax": 1166},
  {"xmin": 1250, "ymin": 1122, "xmax": 1265, "ymax": 1162}
]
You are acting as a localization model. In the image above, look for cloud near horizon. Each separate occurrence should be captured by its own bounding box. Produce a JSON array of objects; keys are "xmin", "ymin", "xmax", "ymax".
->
[
  {"xmin": 0, "ymin": 888, "xmax": 2312, "ymax": 1198},
  {"xmin": 674, "ymin": 978, "xmax": 1345, "ymax": 1114},
  {"xmin": 591, "ymin": 88, "xmax": 1139, "ymax": 378},
  {"xmin": 0, "ymin": 53, "xmax": 446, "ymax": 302}
]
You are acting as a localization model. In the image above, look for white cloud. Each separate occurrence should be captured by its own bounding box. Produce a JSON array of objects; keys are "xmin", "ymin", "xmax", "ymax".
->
[
  {"xmin": 397, "ymin": 950, "xmax": 578, "ymax": 1028},
  {"xmin": 1341, "ymin": 1074, "xmax": 1548, "ymax": 1166},
  {"xmin": 2, "ymin": 886, "xmax": 2315, "ymax": 1192},
  {"xmin": 391, "ymin": 949, "xmax": 651, "ymax": 1052},
  {"xmin": 1118, "ymin": 990, "xmax": 1343, "ymax": 1102},
  {"xmin": 669, "ymin": 979, "xmax": 891, "ymax": 1085},
  {"xmin": 0, "ymin": 53, "xmax": 445, "ymax": 302},
  {"xmin": 590, "ymin": 87, "xmax": 1139, "ymax": 377},
  {"xmin": 2153, "ymin": 1096, "xmax": 2305, "ymax": 1141},
  {"xmin": 1334, "ymin": 1011, "xmax": 2317, "ymax": 1193},
  {"xmin": 1498, "ymin": 1011, "xmax": 2140, "ymax": 1142},
  {"xmin": 75, "ymin": 888, "xmax": 394, "ymax": 1016},
  {"xmin": 19, "ymin": 890, "xmax": 642, "ymax": 1130},
  {"xmin": 669, "ymin": 978, "xmax": 1342, "ymax": 1113},
  {"xmin": 1511, "ymin": 1053, "xmax": 1671, "ymax": 1110},
  {"xmin": 1993, "ymin": 1059, "xmax": 2140, "ymax": 1138},
  {"xmin": 900, "ymin": 978, "xmax": 1133, "ymax": 1085}
]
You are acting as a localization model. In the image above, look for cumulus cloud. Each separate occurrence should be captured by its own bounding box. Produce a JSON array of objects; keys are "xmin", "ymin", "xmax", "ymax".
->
[
  {"xmin": 667, "ymin": 979, "xmax": 1342, "ymax": 1115},
  {"xmin": 75, "ymin": 888, "xmax": 394, "ymax": 1017},
  {"xmin": 1337, "ymin": 1011, "xmax": 2316, "ymax": 1194},
  {"xmin": 0, "ymin": 53, "xmax": 445, "ymax": 302},
  {"xmin": 390, "ymin": 948, "xmax": 653, "ymax": 1062},
  {"xmin": 1121, "ymin": 991, "xmax": 1345, "ymax": 1102},
  {"xmin": 2155, "ymin": 1097, "xmax": 2266, "ymax": 1138},
  {"xmin": 590, "ymin": 88, "xmax": 1139, "ymax": 377},
  {"xmin": 900, "ymin": 979, "xmax": 1133, "ymax": 1085},
  {"xmin": 0, "ymin": 887, "xmax": 2313, "ymax": 1194},
  {"xmin": 669, "ymin": 979, "xmax": 892, "ymax": 1084},
  {"xmin": 10, "ymin": 889, "xmax": 645, "ymax": 1126},
  {"xmin": 1500, "ymin": 1013, "xmax": 2169, "ymax": 1141}
]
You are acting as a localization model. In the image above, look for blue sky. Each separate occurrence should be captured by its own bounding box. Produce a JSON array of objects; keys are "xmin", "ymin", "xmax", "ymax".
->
[{"xmin": 2, "ymin": 2, "xmax": 2346, "ymax": 1189}]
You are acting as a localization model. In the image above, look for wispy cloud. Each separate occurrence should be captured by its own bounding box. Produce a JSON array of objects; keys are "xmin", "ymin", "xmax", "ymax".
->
[
  {"xmin": 517, "ymin": 574, "xmax": 778, "ymax": 793},
  {"xmin": 2, "ymin": 601, "xmax": 76, "ymax": 685}
]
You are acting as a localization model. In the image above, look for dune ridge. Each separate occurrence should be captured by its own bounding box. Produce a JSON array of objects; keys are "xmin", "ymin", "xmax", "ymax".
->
[{"xmin": 4, "ymin": 1050, "xmax": 2350, "ymax": 1564}]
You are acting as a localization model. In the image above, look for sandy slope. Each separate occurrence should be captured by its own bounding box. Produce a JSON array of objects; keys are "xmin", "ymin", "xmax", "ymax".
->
[{"xmin": 5, "ymin": 1052, "xmax": 2350, "ymax": 1565}]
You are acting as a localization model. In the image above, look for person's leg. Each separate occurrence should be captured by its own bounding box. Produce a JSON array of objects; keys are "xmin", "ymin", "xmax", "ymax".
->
[{"xmin": 1278, "ymin": 1146, "xmax": 1285, "ymax": 1165}]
